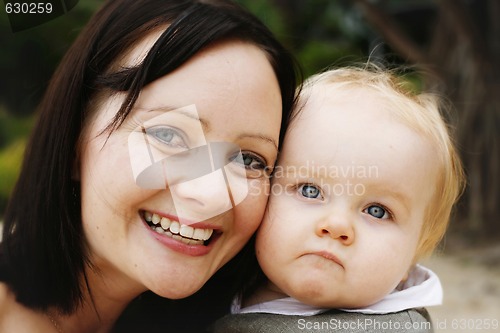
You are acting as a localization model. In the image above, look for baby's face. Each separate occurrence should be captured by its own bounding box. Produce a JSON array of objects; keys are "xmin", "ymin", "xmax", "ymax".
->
[{"xmin": 256, "ymin": 84, "xmax": 439, "ymax": 308}]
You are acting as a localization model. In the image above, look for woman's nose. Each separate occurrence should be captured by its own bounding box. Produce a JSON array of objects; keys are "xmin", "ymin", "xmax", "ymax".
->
[
  {"xmin": 169, "ymin": 169, "xmax": 234, "ymax": 223},
  {"xmin": 149, "ymin": 142, "xmax": 249, "ymax": 223}
]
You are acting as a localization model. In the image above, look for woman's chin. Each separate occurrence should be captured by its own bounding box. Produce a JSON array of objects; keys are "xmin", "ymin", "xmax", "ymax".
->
[
  {"xmin": 149, "ymin": 277, "xmax": 208, "ymax": 300},
  {"xmin": 153, "ymin": 288, "xmax": 203, "ymax": 300}
]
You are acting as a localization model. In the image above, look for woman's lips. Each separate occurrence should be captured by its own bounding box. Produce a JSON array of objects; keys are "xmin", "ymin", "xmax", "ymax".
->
[{"xmin": 141, "ymin": 210, "xmax": 221, "ymax": 256}]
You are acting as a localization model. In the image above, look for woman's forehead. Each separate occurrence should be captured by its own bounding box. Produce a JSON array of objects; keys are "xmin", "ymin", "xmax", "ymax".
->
[{"xmin": 116, "ymin": 26, "xmax": 167, "ymax": 69}]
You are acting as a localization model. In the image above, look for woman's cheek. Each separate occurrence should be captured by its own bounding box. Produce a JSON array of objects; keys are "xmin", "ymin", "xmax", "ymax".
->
[{"xmin": 236, "ymin": 177, "xmax": 270, "ymax": 231}]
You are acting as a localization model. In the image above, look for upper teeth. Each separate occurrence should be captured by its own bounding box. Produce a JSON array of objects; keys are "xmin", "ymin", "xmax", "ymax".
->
[{"xmin": 144, "ymin": 211, "xmax": 213, "ymax": 241}]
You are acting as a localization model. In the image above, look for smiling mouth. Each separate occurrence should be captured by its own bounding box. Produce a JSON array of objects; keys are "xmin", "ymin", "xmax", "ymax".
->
[{"xmin": 143, "ymin": 211, "xmax": 216, "ymax": 246}]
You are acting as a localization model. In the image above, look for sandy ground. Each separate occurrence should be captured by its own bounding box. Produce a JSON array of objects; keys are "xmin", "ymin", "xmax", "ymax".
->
[{"xmin": 422, "ymin": 243, "xmax": 500, "ymax": 333}]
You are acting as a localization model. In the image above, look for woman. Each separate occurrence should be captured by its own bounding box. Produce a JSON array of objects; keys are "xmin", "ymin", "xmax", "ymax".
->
[{"xmin": 0, "ymin": 0, "xmax": 299, "ymax": 332}]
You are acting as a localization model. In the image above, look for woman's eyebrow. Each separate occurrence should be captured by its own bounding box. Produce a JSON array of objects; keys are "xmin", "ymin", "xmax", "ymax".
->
[
  {"xmin": 145, "ymin": 106, "xmax": 276, "ymax": 150},
  {"xmin": 176, "ymin": 109, "xmax": 210, "ymax": 131},
  {"xmin": 146, "ymin": 106, "xmax": 211, "ymax": 131},
  {"xmin": 237, "ymin": 133, "xmax": 278, "ymax": 151}
]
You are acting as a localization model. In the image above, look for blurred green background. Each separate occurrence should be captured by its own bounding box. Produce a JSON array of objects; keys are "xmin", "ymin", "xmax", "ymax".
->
[{"xmin": 1, "ymin": 1, "xmax": 499, "ymax": 329}]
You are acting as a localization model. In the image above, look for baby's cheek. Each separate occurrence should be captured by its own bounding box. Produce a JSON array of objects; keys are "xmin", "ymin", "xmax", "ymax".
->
[{"xmin": 361, "ymin": 261, "xmax": 406, "ymax": 299}]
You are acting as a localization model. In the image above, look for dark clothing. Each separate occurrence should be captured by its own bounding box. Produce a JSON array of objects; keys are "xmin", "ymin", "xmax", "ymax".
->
[{"xmin": 211, "ymin": 308, "xmax": 433, "ymax": 333}]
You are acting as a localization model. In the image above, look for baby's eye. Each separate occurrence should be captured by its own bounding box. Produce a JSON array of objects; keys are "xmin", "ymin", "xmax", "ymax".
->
[
  {"xmin": 299, "ymin": 184, "xmax": 322, "ymax": 199},
  {"xmin": 364, "ymin": 205, "xmax": 390, "ymax": 219},
  {"xmin": 145, "ymin": 126, "xmax": 187, "ymax": 148}
]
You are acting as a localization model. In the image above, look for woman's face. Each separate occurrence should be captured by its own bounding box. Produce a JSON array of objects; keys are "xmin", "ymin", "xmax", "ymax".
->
[{"xmin": 79, "ymin": 38, "xmax": 282, "ymax": 300}]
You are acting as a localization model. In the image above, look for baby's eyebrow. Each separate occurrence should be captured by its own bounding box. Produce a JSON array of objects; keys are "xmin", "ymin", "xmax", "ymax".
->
[{"xmin": 371, "ymin": 187, "xmax": 411, "ymax": 213}]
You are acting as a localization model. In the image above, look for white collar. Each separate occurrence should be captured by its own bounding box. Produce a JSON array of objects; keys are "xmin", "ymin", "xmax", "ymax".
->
[{"xmin": 232, "ymin": 264, "xmax": 442, "ymax": 315}]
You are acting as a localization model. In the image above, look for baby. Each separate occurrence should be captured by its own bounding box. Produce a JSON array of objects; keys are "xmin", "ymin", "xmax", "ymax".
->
[{"xmin": 213, "ymin": 66, "xmax": 465, "ymax": 332}]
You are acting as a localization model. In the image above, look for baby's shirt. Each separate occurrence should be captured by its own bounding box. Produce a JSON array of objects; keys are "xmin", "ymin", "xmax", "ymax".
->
[{"xmin": 232, "ymin": 264, "xmax": 442, "ymax": 315}]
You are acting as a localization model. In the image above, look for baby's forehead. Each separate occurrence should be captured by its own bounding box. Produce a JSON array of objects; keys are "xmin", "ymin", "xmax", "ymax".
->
[
  {"xmin": 286, "ymin": 79, "xmax": 443, "ymax": 176},
  {"xmin": 294, "ymin": 83, "xmax": 397, "ymax": 130},
  {"xmin": 297, "ymin": 83, "xmax": 385, "ymax": 121},
  {"xmin": 298, "ymin": 80, "xmax": 434, "ymax": 140}
]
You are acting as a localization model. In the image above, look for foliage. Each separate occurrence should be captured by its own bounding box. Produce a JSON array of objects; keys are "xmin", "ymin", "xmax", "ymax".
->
[
  {"xmin": 0, "ymin": 139, "xmax": 25, "ymax": 214},
  {"xmin": 236, "ymin": 0, "xmax": 287, "ymax": 39},
  {"xmin": 297, "ymin": 40, "xmax": 363, "ymax": 77},
  {"xmin": 0, "ymin": 108, "xmax": 34, "ymax": 148},
  {"xmin": 0, "ymin": 108, "xmax": 33, "ymax": 214},
  {"xmin": 0, "ymin": 0, "xmax": 103, "ymax": 116}
]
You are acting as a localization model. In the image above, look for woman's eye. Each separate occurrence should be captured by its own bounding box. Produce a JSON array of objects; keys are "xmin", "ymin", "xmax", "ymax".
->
[
  {"xmin": 242, "ymin": 153, "xmax": 266, "ymax": 170},
  {"xmin": 234, "ymin": 152, "xmax": 269, "ymax": 178},
  {"xmin": 145, "ymin": 126, "xmax": 187, "ymax": 148},
  {"xmin": 364, "ymin": 205, "xmax": 390, "ymax": 219},
  {"xmin": 299, "ymin": 184, "xmax": 322, "ymax": 199}
]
